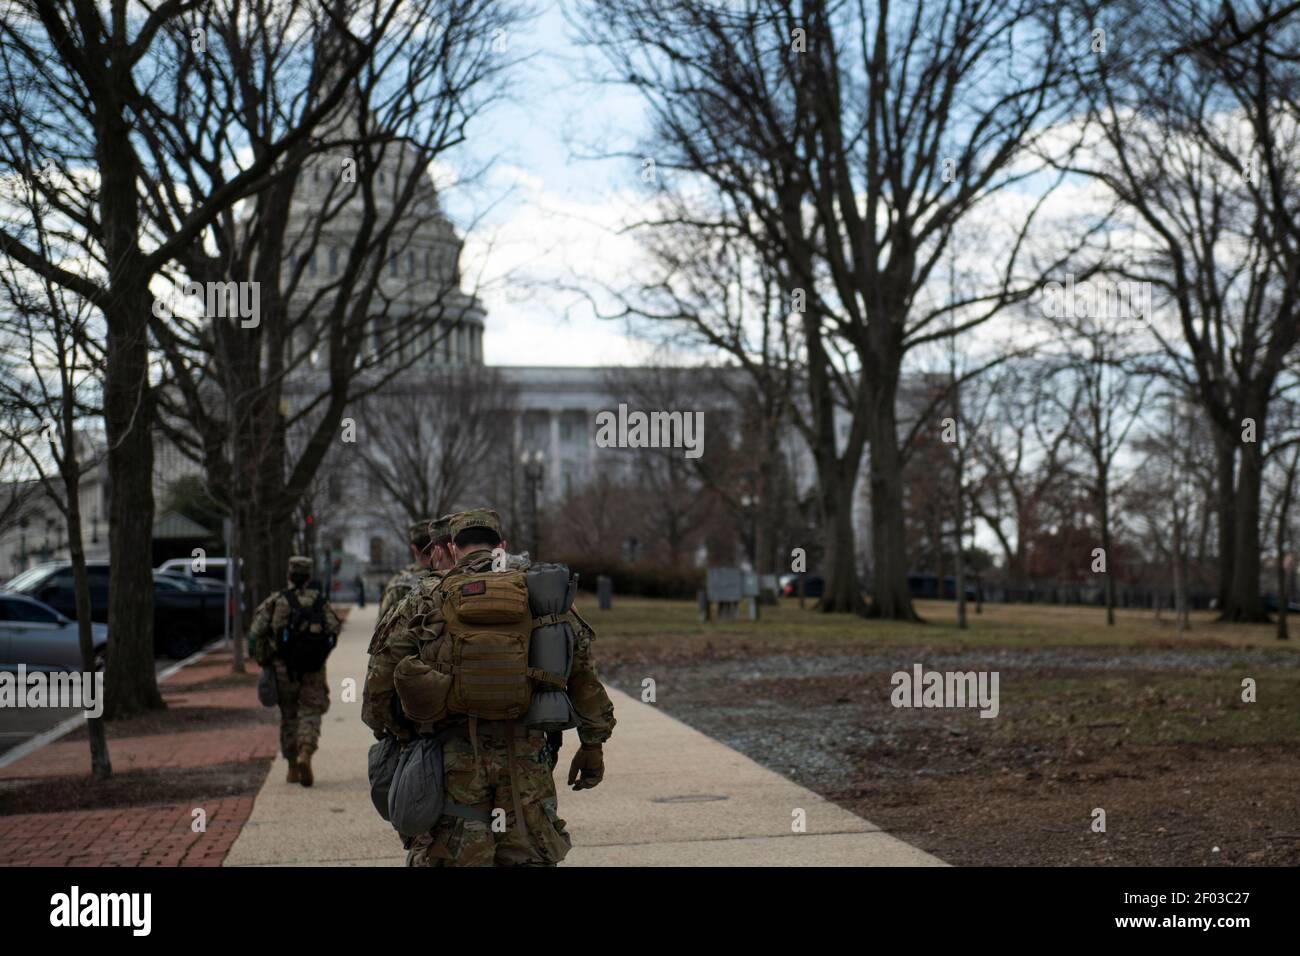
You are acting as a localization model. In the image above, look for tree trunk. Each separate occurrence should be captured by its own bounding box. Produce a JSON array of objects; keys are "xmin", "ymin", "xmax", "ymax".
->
[
  {"xmin": 229, "ymin": 514, "xmax": 246, "ymax": 674},
  {"xmin": 1277, "ymin": 546, "xmax": 1290, "ymax": 642},
  {"xmin": 1099, "ymin": 476, "xmax": 1115, "ymax": 626},
  {"xmin": 1173, "ymin": 504, "xmax": 1187, "ymax": 638},
  {"xmin": 1225, "ymin": 405, "xmax": 1268, "ymax": 622},
  {"xmin": 62, "ymin": 445, "xmax": 112, "ymax": 777},
  {"xmin": 955, "ymin": 439, "xmax": 967, "ymax": 630},
  {"xmin": 1278, "ymin": 454, "xmax": 1295, "ymax": 642},
  {"xmin": 866, "ymin": 391, "xmax": 919, "ymax": 621},
  {"xmin": 794, "ymin": 287, "xmax": 865, "ymax": 616},
  {"xmin": 230, "ymin": 385, "xmax": 296, "ymax": 616},
  {"xmin": 1214, "ymin": 429, "xmax": 1237, "ymax": 614},
  {"xmin": 755, "ymin": 439, "xmax": 779, "ymax": 577},
  {"xmin": 99, "ymin": 119, "xmax": 162, "ymax": 720},
  {"xmin": 241, "ymin": 494, "xmax": 294, "ymax": 623},
  {"xmin": 818, "ymin": 467, "xmax": 862, "ymax": 614}
]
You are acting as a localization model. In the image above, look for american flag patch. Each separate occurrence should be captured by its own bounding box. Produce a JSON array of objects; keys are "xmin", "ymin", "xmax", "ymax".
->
[{"xmin": 461, "ymin": 580, "xmax": 487, "ymax": 596}]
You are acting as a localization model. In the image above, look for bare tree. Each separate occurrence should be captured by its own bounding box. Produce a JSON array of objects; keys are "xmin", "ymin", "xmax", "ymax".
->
[
  {"xmin": 1263, "ymin": 385, "xmax": 1300, "ymax": 639},
  {"xmin": 583, "ymin": 0, "xmax": 1094, "ymax": 617},
  {"xmin": 0, "ymin": 164, "xmax": 110, "ymax": 774},
  {"xmin": 966, "ymin": 362, "xmax": 1080, "ymax": 587},
  {"xmin": 0, "ymin": 437, "xmax": 38, "ymax": 545},
  {"xmin": 604, "ymin": 238, "xmax": 802, "ymax": 580},
  {"xmin": 0, "ymin": 0, "xmax": 387, "ymax": 715},
  {"xmin": 1065, "ymin": 0, "xmax": 1300, "ymax": 621},
  {"xmin": 1046, "ymin": 314, "xmax": 1155, "ymax": 624},
  {"xmin": 1268, "ymin": 442, "xmax": 1300, "ymax": 639},
  {"xmin": 145, "ymin": 0, "xmax": 519, "ymax": 612},
  {"xmin": 349, "ymin": 365, "xmax": 518, "ymax": 539},
  {"xmin": 1128, "ymin": 389, "xmax": 1205, "ymax": 630}
]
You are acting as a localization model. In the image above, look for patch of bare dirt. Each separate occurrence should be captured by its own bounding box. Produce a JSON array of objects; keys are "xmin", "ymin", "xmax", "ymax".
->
[
  {"xmin": 0, "ymin": 761, "xmax": 271, "ymax": 815},
  {"xmin": 599, "ymin": 643, "xmax": 1300, "ymax": 866},
  {"xmin": 62, "ymin": 703, "xmax": 276, "ymax": 740}
]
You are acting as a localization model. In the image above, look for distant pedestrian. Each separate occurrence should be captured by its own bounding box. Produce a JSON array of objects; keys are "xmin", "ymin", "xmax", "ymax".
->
[
  {"xmin": 355, "ymin": 575, "xmax": 366, "ymax": 608},
  {"xmin": 249, "ymin": 556, "xmax": 342, "ymax": 787}
]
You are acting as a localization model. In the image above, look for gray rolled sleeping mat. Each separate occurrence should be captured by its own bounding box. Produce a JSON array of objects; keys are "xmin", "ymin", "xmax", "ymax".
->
[{"xmin": 524, "ymin": 563, "xmax": 578, "ymax": 731}]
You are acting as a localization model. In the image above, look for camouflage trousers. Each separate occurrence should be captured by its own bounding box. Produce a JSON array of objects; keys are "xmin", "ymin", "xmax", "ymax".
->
[
  {"xmin": 406, "ymin": 727, "xmax": 572, "ymax": 867},
  {"xmin": 273, "ymin": 661, "xmax": 330, "ymax": 759}
]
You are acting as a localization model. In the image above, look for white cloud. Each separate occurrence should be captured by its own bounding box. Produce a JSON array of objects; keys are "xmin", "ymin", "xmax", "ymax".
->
[{"xmin": 460, "ymin": 163, "xmax": 656, "ymax": 366}]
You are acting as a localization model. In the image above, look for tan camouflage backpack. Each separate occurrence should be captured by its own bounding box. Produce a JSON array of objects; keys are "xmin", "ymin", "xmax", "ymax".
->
[
  {"xmin": 437, "ymin": 566, "xmax": 535, "ymax": 719},
  {"xmin": 392, "ymin": 560, "xmax": 573, "ymax": 730}
]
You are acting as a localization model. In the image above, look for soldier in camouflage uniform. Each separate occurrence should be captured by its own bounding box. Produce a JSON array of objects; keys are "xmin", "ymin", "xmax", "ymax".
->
[
  {"xmin": 371, "ymin": 515, "xmax": 453, "ymax": 646},
  {"xmin": 249, "ymin": 555, "xmax": 342, "ymax": 787},
  {"xmin": 379, "ymin": 520, "xmax": 438, "ymax": 619},
  {"xmin": 363, "ymin": 508, "xmax": 615, "ymax": 866}
]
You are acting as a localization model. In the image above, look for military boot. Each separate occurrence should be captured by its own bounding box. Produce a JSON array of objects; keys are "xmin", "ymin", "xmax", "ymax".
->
[
  {"xmin": 296, "ymin": 750, "xmax": 314, "ymax": 787},
  {"xmin": 286, "ymin": 752, "xmax": 300, "ymax": 784}
]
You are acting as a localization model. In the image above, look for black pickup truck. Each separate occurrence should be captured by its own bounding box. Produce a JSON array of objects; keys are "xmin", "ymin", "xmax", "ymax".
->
[{"xmin": 4, "ymin": 561, "xmax": 225, "ymax": 659}]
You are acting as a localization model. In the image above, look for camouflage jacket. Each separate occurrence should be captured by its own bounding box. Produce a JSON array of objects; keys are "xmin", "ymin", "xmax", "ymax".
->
[
  {"xmin": 248, "ymin": 586, "xmax": 342, "ymax": 667},
  {"xmin": 362, "ymin": 549, "xmax": 616, "ymax": 747},
  {"xmin": 379, "ymin": 563, "xmax": 424, "ymax": 619}
]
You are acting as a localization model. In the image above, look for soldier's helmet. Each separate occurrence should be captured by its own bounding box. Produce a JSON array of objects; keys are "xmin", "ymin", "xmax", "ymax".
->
[
  {"xmin": 408, "ymin": 519, "xmax": 434, "ymax": 552},
  {"xmin": 288, "ymin": 555, "xmax": 312, "ymax": 579},
  {"xmin": 449, "ymin": 508, "xmax": 502, "ymax": 542},
  {"xmin": 428, "ymin": 514, "xmax": 453, "ymax": 546}
]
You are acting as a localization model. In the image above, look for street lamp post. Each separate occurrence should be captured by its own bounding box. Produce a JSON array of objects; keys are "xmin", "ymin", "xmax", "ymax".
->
[{"xmin": 521, "ymin": 449, "xmax": 545, "ymax": 558}]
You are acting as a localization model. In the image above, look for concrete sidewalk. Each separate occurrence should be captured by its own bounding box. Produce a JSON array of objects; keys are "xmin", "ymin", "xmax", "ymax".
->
[{"xmin": 225, "ymin": 602, "xmax": 944, "ymax": 867}]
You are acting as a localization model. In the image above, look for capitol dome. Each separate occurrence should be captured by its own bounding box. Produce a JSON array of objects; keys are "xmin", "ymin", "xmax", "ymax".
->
[{"xmin": 285, "ymin": 139, "xmax": 485, "ymax": 370}]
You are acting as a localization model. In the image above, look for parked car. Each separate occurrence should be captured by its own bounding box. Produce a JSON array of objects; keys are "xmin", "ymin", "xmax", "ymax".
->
[
  {"xmin": 4, "ymin": 562, "xmax": 224, "ymax": 659},
  {"xmin": 156, "ymin": 556, "xmax": 232, "ymax": 593},
  {"xmin": 0, "ymin": 591, "xmax": 109, "ymax": 671},
  {"xmin": 1263, "ymin": 593, "xmax": 1300, "ymax": 614},
  {"xmin": 781, "ymin": 575, "xmax": 825, "ymax": 598}
]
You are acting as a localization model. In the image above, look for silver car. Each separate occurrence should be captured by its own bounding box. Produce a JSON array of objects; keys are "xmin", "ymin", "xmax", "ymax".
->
[{"xmin": 0, "ymin": 591, "xmax": 108, "ymax": 672}]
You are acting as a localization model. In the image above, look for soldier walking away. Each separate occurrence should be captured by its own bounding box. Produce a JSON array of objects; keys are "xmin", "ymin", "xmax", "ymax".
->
[
  {"xmin": 249, "ymin": 555, "xmax": 342, "ymax": 787},
  {"xmin": 364, "ymin": 508, "xmax": 616, "ymax": 866},
  {"xmin": 379, "ymin": 520, "xmax": 439, "ymax": 619},
  {"xmin": 371, "ymin": 516, "xmax": 455, "ymax": 638}
]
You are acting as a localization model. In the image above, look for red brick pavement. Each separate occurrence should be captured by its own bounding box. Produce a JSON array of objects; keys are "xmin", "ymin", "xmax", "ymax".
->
[
  {"xmin": 0, "ymin": 726, "xmax": 278, "ymax": 780},
  {"xmin": 0, "ymin": 797, "xmax": 256, "ymax": 866},
  {"xmin": 0, "ymin": 645, "xmax": 285, "ymax": 866}
]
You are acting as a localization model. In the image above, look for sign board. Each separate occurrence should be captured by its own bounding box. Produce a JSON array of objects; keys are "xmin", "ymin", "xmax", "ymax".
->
[{"xmin": 706, "ymin": 567, "xmax": 744, "ymax": 603}]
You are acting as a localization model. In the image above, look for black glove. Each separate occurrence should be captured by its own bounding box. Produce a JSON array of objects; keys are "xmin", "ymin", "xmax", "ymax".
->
[{"xmin": 567, "ymin": 743, "xmax": 604, "ymax": 790}]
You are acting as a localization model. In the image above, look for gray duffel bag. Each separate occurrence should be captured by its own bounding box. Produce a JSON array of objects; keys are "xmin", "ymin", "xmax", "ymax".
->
[
  {"xmin": 387, "ymin": 729, "xmax": 491, "ymax": 838},
  {"xmin": 368, "ymin": 735, "xmax": 401, "ymax": 821}
]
